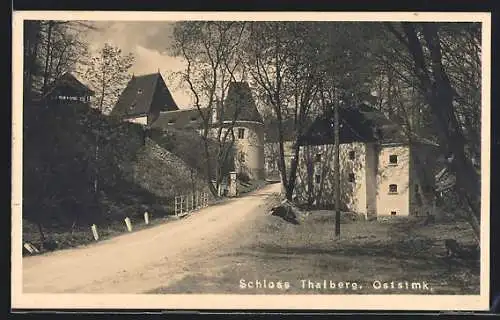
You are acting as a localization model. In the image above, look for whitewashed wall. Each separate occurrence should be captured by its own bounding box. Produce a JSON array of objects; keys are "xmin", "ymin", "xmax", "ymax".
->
[
  {"xmin": 295, "ymin": 142, "xmax": 367, "ymax": 215},
  {"xmin": 376, "ymin": 145, "xmax": 410, "ymax": 216}
]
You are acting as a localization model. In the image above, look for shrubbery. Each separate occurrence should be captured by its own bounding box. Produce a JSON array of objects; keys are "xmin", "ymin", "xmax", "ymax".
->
[{"xmin": 22, "ymin": 102, "xmax": 212, "ymax": 249}]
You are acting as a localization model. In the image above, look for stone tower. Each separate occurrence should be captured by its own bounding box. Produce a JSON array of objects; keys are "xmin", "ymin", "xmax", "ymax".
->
[{"xmin": 217, "ymin": 82, "xmax": 265, "ymax": 180}]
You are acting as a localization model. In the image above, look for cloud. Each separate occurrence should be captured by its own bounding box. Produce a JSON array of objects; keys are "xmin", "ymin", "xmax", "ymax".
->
[
  {"xmin": 83, "ymin": 21, "xmax": 192, "ymax": 107},
  {"xmin": 84, "ymin": 21, "xmax": 175, "ymax": 53},
  {"xmin": 133, "ymin": 45, "xmax": 191, "ymax": 107}
]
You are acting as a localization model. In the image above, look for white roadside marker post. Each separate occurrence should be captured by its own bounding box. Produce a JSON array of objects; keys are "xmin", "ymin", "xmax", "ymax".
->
[
  {"xmin": 124, "ymin": 217, "xmax": 132, "ymax": 232},
  {"xmin": 27, "ymin": 243, "xmax": 39, "ymax": 253},
  {"xmin": 144, "ymin": 211, "xmax": 149, "ymax": 225},
  {"xmin": 24, "ymin": 243, "xmax": 34, "ymax": 254},
  {"xmin": 91, "ymin": 224, "xmax": 99, "ymax": 241}
]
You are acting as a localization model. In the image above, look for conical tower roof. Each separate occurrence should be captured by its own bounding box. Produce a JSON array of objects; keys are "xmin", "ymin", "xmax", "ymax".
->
[{"xmin": 220, "ymin": 82, "xmax": 263, "ymax": 123}]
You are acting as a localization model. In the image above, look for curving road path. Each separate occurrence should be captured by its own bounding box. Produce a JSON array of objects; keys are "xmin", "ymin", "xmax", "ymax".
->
[{"xmin": 22, "ymin": 183, "xmax": 281, "ymax": 294}]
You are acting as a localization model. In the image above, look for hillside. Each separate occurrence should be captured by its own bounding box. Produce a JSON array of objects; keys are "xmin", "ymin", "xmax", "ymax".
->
[{"xmin": 22, "ymin": 102, "xmax": 214, "ymax": 252}]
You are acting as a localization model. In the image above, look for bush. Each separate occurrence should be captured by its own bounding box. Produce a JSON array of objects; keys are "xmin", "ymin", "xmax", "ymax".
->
[{"xmin": 22, "ymin": 101, "xmax": 212, "ymax": 248}]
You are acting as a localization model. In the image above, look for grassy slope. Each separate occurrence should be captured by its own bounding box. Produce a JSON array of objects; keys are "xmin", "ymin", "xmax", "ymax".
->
[{"xmin": 22, "ymin": 103, "xmax": 212, "ymax": 253}]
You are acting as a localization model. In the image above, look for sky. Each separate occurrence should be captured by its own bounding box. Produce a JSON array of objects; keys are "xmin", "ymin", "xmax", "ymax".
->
[{"xmin": 82, "ymin": 21, "xmax": 192, "ymax": 107}]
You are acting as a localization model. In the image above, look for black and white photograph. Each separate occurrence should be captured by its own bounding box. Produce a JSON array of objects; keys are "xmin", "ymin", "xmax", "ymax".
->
[{"xmin": 11, "ymin": 11, "xmax": 491, "ymax": 311}]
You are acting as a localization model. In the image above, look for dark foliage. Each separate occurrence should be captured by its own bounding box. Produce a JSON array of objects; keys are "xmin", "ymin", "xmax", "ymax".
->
[{"xmin": 22, "ymin": 101, "xmax": 210, "ymax": 240}]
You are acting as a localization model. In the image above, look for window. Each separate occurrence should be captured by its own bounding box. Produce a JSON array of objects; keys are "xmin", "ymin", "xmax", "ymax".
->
[
  {"xmin": 348, "ymin": 173, "xmax": 355, "ymax": 183},
  {"xmin": 315, "ymin": 174, "xmax": 321, "ymax": 184},
  {"xmin": 315, "ymin": 153, "xmax": 322, "ymax": 162},
  {"xmin": 391, "ymin": 211, "xmax": 397, "ymax": 216},
  {"xmin": 389, "ymin": 154, "xmax": 398, "ymax": 165},
  {"xmin": 348, "ymin": 151, "xmax": 355, "ymax": 160},
  {"xmin": 238, "ymin": 128, "xmax": 245, "ymax": 139},
  {"xmin": 137, "ymin": 89, "xmax": 143, "ymax": 94},
  {"xmin": 389, "ymin": 184, "xmax": 398, "ymax": 194}
]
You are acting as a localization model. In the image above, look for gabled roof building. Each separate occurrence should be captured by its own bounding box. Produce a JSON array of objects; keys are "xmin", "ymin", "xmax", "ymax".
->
[
  {"xmin": 110, "ymin": 72, "xmax": 179, "ymax": 125},
  {"xmin": 43, "ymin": 72, "xmax": 94, "ymax": 104},
  {"xmin": 112, "ymin": 73, "xmax": 266, "ymax": 180}
]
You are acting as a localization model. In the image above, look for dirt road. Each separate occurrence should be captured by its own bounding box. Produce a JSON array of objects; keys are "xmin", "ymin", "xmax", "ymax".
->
[{"xmin": 22, "ymin": 183, "xmax": 281, "ymax": 294}]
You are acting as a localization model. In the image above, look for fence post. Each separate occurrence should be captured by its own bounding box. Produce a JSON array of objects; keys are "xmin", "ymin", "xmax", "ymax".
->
[
  {"xmin": 124, "ymin": 217, "xmax": 132, "ymax": 232},
  {"xmin": 91, "ymin": 224, "xmax": 99, "ymax": 241},
  {"xmin": 180, "ymin": 196, "xmax": 184, "ymax": 214},
  {"xmin": 24, "ymin": 243, "xmax": 39, "ymax": 254}
]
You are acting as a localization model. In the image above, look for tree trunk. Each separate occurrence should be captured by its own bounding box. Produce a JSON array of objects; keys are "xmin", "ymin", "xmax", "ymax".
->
[
  {"xmin": 334, "ymin": 98, "xmax": 341, "ymax": 238},
  {"xmin": 202, "ymin": 134, "xmax": 218, "ymax": 197},
  {"xmin": 37, "ymin": 221, "xmax": 46, "ymax": 248},
  {"xmin": 190, "ymin": 168, "xmax": 196, "ymax": 195},
  {"xmin": 24, "ymin": 21, "xmax": 41, "ymax": 101},
  {"xmin": 285, "ymin": 139, "xmax": 301, "ymax": 201},
  {"xmin": 276, "ymin": 109, "xmax": 289, "ymax": 195},
  {"xmin": 400, "ymin": 22, "xmax": 481, "ymax": 239},
  {"xmin": 42, "ymin": 21, "xmax": 53, "ymax": 95},
  {"xmin": 421, "ymin": 24, "xmax": 480, "ymax": 219},
  {"xmin": 306, "ymin": 147, "xmax": 314, "ymax": 206}
]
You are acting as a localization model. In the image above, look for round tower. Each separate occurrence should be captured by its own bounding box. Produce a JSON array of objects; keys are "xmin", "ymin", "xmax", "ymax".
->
[
  {"xmin": 222, "ymin": 82, "xmax": 265, "ymax": 180},
  {"xmin": 234, "ymin": 121, "xmax": 265, "ymax": 180}
]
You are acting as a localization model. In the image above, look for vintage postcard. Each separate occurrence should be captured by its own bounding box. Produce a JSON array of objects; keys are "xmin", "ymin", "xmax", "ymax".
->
[{"xmin": 11, "ymin": 11, "xmax": 491, "ymax": 311}]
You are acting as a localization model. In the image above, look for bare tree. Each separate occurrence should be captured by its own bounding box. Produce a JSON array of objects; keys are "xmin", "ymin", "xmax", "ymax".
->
[
  {"xmin": 169, "ymin": 21, "xmax": 247, "ymax": 197},
  {"xmin": 81, "ymin": 43, "xmax": 135, "ymax": 114},
  {"xmin": 32, "ymin": 21, "xmax": 91, "ymax": 97},
  {"xmin": 245, "ymin": 22, "xmax": 325, "ymax": 201},
  {"xmin": 385, "ymin": 22, "xmax": 481, "ymax": 239},
  {"xmin": 23, "ymin": 20, "xmax": 43, "ymax": 101}
]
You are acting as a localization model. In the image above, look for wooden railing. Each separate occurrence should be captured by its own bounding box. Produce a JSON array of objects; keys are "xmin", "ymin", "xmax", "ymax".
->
[{"xmin": 174, "ymin": 191, "xmax": 209, "ymax": 217}]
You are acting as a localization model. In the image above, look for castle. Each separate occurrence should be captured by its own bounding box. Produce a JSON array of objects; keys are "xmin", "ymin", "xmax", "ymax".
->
[
  {"xmin": 49, "ymin": 72, "xmax": 441, "ymax": 218},
  {"xmin": 110, "ymin": 72, "xmax": 266, "ymax": 181}
]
